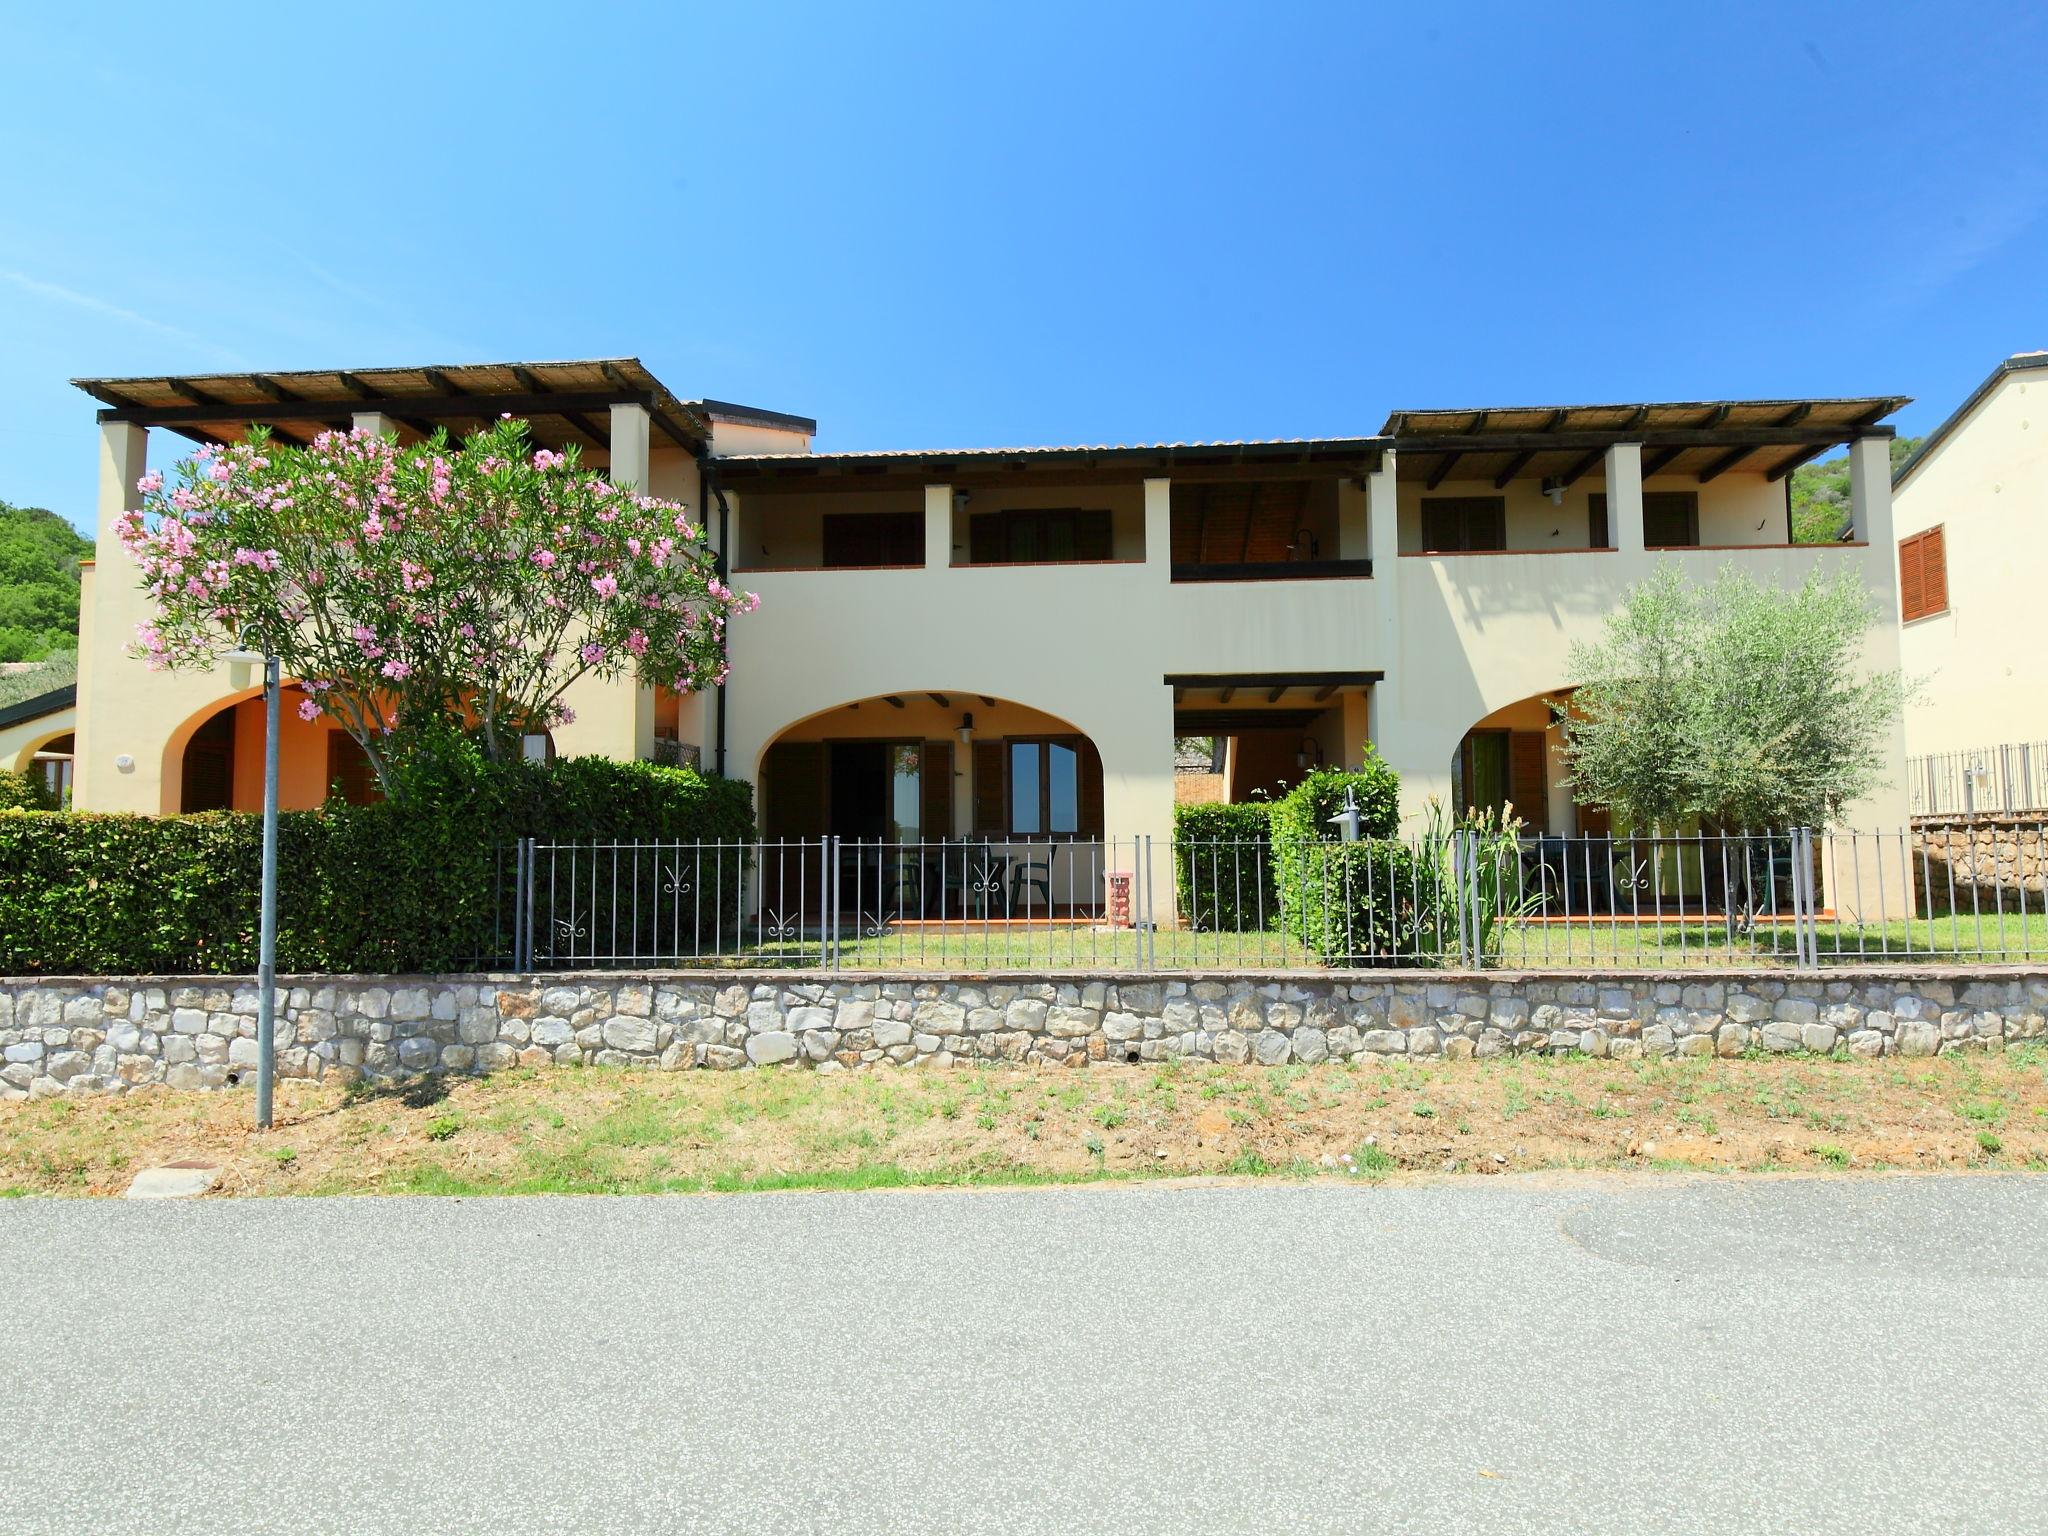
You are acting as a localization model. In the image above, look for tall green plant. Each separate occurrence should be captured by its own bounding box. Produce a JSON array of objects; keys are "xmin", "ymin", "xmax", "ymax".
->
[{"xmin": 1562, "ymin": 565, "xmax": 1908, "ymax": 830}]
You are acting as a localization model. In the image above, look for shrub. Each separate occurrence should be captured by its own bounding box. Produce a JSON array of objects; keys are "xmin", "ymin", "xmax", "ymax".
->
[
  {"xmin": 0, "ymin": 757, "xmax": 754, "ymax": 975},
  {"xmin": 1271, "ymin": 757, "xmax": 1404, "ymax": 951},
  {"xmin": 0, "ymin": 769, "xmax": 54, "ymax": 811},
  {"xmin": 1286, "ymin": 838, "xmax": 1460, "ymax": 965},
  {"xmin": 1171, "ymin": 800, "xmax": 1276, "ymax": 931}
]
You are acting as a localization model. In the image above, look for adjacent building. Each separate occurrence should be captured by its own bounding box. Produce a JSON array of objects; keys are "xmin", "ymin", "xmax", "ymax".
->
[
  {"xmin": 1892, "ymin": 350, "xmax": 2048, "ymax": 811},
  {"xmin": 18, "ymin": 361, "xmax": 1912, "ymax": 895}
]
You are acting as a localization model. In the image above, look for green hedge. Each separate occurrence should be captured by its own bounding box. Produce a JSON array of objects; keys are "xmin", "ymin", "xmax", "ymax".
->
[
  {"xmin": 0, "ymin": 756, "xmax": 755, "ymax": 975},
  {"xmin": 1271, "ymin": 758, "xmax": 1402, "ymax": 947},
  {"xmin": 1288, "ymin": 839, "xmax": 1458, "ymax": 965},
  {"xmin": 0, "ymin": 769, "xmax": 53, "ymax": 812},
  {"xmin": 1171, "ymin": 800, "xmax": 1276, "ymax": 931}
]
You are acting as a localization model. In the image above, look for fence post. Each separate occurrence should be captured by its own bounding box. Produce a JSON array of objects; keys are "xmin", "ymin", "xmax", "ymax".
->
[
  {"xmin": 827, "ymin": 835, "xmax": 841, "ymax": 970},
  {"xmin": 517, "ymin": 836, "xmax": 536, "ymax": 971},
  {"xmin": 1791, "ymin": 826, "xmax": 1817, "ymax": 970},
  {"xmin": 1451, "ymin": 828, "xmax": 1472, "ymax": 970}
]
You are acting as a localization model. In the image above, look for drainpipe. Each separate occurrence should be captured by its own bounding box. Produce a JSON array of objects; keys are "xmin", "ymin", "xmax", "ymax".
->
[{"xmin": 698, "ymin": 449, "xmax": 732, "ymax": 777}]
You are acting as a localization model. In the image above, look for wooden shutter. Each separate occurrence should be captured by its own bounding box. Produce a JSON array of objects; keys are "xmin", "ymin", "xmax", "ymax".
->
[
  {"xmin": 761, "ymin": 742, "xmax": 827, "ymax": 838},
  {"xmin": 920, "ymin": 741, "xmax": 953, "ymax": 840},
  {"xmin": 1422, "ymin": 500, "xmax": 1460, "ymax": 552},
  {"xmin": 972, "ymin": 739, "xmax": 1006, "ymax": 834},
  {"xmin": 1644, "ymin": 492, "xmax": 1699, "ymax": 548},
  {"xmin": 1472, "ymin": 499, "xmax": 1506, "ymax": 551},
  {"xmin": 1076, "ymin": 510, "xmax": 1113, "ymax": 561},
  {"xmin": 1077, "ymin": 738, "xmax": 1104, "ymax": 836},
  {"xmin": 1588, "ymin": 493, "xmax": 1609, "ymax": 550},
  {"xmin": 1899, "ymin": 532, "xmax": 1927, "ymax": 620},
  {"xmin": 1508, "ymin": 732, "xmax": 1547, "ymax": 834},
  {"xmin": 1920, "ymin": 526, "xmax": 1947, "ymax": 616}
]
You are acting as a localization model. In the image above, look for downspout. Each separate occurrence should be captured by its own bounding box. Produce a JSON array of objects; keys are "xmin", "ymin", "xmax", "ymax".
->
[{"xmin": 698, "ymin": 448, "xmax": 732, "ymax": 777}]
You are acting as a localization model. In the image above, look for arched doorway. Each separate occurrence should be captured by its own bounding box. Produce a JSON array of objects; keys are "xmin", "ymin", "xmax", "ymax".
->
[
  {"xmin": 756, "ymin": 692, "xmax": 1106, "ymax": 920},
  {"xmin": 1451, "ymin": 688, "xmax": 1582, "ymax": 836},
  {"xmin": 164, "ymin": 687, "xmax": 384, "ymax": 815}
]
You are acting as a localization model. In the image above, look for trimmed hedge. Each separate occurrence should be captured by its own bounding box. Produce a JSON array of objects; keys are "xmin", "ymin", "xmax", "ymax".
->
[
  {"xmin": 0, "ymin": 770, "xmax": 53, "ymax": 811},
  {"xmin": 1271, "ymin": 758, "xmax": 1402, "ymax": 948},
  {"xmin": 0, "ymin": 756, "xmax": 755, "ymax": 975},
  {"xmin": 1289, "ymin": 839, "xmax": 1457, "ymax": 965},
  {"xmin": 1171, "ymin": 800, "xmax": 1276, "ymax": 932}
]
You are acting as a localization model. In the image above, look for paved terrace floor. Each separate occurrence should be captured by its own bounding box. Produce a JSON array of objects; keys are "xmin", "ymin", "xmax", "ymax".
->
[{"xmin": 2, "ymin": 1176, "xmax": 2043, "ymax": 1534}]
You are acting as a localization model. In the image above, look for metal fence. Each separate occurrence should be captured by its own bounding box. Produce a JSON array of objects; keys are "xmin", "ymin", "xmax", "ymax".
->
[
  {"xmin": 495, "ymin": 825, "xmax": 2048, "ymax": 972},
  {"xmin": 1908, "ymin": 741, "xmax": 2048, "ymax": 815}
]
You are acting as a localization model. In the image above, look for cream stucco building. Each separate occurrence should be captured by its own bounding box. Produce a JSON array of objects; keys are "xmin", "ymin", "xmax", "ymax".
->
[
  {"xmin": 24, "ymin": 360, "xmax": 1913, "ymax": 912},
  {"xmin": 1892, "ymin": 350, "xmax": 2048, "ymax": 810}
]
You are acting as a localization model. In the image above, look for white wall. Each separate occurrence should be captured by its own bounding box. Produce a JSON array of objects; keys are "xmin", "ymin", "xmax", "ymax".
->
[{"xmin": 1895, "ymin": 363, "xmax": 2048, "ymax": 756}]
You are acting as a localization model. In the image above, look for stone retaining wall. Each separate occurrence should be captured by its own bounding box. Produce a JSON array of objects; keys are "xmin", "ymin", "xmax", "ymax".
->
[
  {"xmin": 4, "ymin": 969, "xmax": 2046, "ymax": 1100},
  {"xmin": 1911, "ymin": 815, "xmax": 2048, "ymax": 905}
]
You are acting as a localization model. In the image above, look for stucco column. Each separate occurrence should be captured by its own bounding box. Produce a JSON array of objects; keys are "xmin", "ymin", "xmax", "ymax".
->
[
  {"xmin": 1142, "ymin": 478, "xmax": 1171, "ymax": 570},
  {"xmin": 351, "ymin": 411, "xmax": 401, "ymax": 440},
  {"xmin": 1337, "ymin": 475, "xmax": 1370, "ymax": 560},
  {"xmin": 1092, "ymin": 684, "xmax": 1176, "ymax": 927},
  {"xmin": 1848, "ymin": 434, "xmax": 1895, "ymax": 550},
  {"xmin": 75, "ymin": 421, "xmax": 149, "ymax": 811},
  {"xmin": 924, "ymin": 484, "xmax": 952, "ymax": 569},
  {"xmin": 609, "ymin": 402, "xmax": 652, "ymax": 492},
  {"xmin": 1604, "ymin": 442, "xmax": 1644, "ymax": 552},
  {"xmin": 1364, "ymin": 452, "xmax": 1420, "ymax": 805}
]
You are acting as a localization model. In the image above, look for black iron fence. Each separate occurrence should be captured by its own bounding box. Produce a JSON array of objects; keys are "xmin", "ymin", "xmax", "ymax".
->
[{"xmin": 490, "ymin": 826, "xmax": 2048, "ymax": 972}]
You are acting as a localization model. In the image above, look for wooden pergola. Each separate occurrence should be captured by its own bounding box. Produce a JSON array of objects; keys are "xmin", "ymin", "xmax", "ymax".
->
[
  {"xmin": 1380, "ymin": 396, "xmax": 1909, "ymax": 492},
  {"xmin": 72, "ymin": 358, "xmax": 710, "ymax": 453}
]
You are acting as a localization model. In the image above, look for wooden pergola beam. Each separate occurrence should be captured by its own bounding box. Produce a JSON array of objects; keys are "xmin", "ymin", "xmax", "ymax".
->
[
  {"xmin": 926, "ymin": 693, "xmax": 950, "ymax": 708},
  {"xmin": 1642, "ymin": 445, "xmax": 1686, "ymax": 477},
  {"xmin": 1697, "ymin": 443, "xmax": 1758, "ymax": 483},
  {"xmin": 1558, "ymin": 447, "xmax": 1606, "ymax": 489}
]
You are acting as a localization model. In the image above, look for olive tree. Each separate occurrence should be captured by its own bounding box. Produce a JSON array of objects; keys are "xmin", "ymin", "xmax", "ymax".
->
[{"xmin": 1561, "ymin": 564, "xmax": 1908, "ymax": 830}]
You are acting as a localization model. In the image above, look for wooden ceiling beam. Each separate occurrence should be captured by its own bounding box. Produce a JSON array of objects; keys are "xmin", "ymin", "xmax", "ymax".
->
[
  {"xmin": 1641, "ymin": 445, "xmax": 1686, "ymax": 477},
  {"xmin": 1425, "ymin": 451, "xmax": 1462, "ymax": 490},
  {"xmin": 1696, "ymin": 443, "xmax": 1759, "ymax": 483},
  {"xmin": 926, "ymin": 693, "xmax": 950, "ymax": 708},
  {"xmin": 1558, "ymin": 447, "xmax": 1607, "ymax": 489}
]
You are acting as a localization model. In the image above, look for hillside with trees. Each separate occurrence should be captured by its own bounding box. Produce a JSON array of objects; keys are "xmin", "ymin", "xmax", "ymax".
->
[
  {"xmin": 1789, "ymin": 437, "xmax": 1920, "ymax": 544},
  {"xmin": 0, "ymin": 500, "xmax": 91, "ymax": 661}
]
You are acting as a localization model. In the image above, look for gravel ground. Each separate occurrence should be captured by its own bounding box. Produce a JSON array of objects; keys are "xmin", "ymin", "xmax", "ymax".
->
[{"xmin": 1, "ymin": 1174, "xmax": 2042, "ymax": 1534}]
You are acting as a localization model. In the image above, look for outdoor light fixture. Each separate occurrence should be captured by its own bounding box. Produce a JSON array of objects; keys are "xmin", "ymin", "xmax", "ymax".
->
[
  {"xmin": 1540, "ymin": 477, "xmax": 1566, "ymax": 506},
  {"xmin": 1295, "ymin": 737, "xmax": 1324, "ymax": 770},
  {"xmin": 957, "ymin": 711, "xmax": 975, "ymax": 746}
]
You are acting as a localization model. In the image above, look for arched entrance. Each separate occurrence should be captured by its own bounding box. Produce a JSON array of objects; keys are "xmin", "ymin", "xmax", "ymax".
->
[
  {"xmin": 163, "ymin": 686, "xmax": 383, "ymax": 815},
  {"xmin": 756, "ymin": 692, "xmax": 1107, "ymax": 921},
  {"xmin": 1451, "ymin": 687, "xmax": 1583, "ymax": 836}
]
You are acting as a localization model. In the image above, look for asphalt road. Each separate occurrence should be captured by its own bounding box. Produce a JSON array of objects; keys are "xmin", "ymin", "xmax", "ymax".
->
[{"xmin": 2, "ymin": 1175, "xmax": 2043, "ymax": 1535}]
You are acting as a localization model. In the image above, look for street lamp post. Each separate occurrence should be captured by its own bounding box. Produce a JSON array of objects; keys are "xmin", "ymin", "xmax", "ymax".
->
[{"xmin": 228, "ymin": 629, "xmax": 281, "ymax": 1129}]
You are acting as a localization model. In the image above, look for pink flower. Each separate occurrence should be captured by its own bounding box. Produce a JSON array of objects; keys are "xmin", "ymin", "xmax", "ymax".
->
[
  {"xmin": 591, "ymin": 573, "xmax": 619, "ymax": 598},
  {"xmin": 136, "ymin": 471, "xmax": 164, "ymax": 494},
  {"xmin": 579, "ymin": 642, "xmax": 606, "ymax": 666},
  {"xmin": 209, "ymin": 463, "xmax": 232, "ymax": 483},
  {"xmin": 381, "ymin": 659, "xmax": 412, "ymax": 680},
  {"xmin": 297, "ymin": 698, "xmax": 321, "ymax": 722},
  {"xmin": 532, "ymin": 549, "xmax": 557, "ymax": 570}
]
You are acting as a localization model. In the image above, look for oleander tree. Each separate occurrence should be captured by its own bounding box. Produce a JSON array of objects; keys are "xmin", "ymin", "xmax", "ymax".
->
[
  {"xmin": 1560, "ymin": 564, "xmax": 1909, "ymax": 830},
  {"xmin": 118, "ymin": 418, "xmax": 756, "ymax": 796}
]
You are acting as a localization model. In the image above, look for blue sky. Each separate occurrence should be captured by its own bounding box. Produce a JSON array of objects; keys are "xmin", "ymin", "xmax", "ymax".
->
[{"xmin": 4, "ymin": 0, "xmax": 2045, "ymax": 533}]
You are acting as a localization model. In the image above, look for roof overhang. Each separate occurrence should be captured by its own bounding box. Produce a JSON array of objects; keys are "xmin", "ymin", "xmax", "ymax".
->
[
  {"xmin": 72, "ymin": 358, "xmax": 711, "ymax": 454},
  {"xmin": 1893, "ymin": 353, "xmax": 2048, "ymax": 490},
  {"xmin": 1167, "ymin": 671, "xmax": 1380, "ymax": 732},
  {"xmin": 1379, "ymin": 397, "xmax": 1909, "ymax": 488},
  {"xmin": 0, "ymin": 683, "xmax": 77, "ymax": 732},
  {"xmin": 714, "ymin": 437, "xmax": 1389, "ymax": 493}
]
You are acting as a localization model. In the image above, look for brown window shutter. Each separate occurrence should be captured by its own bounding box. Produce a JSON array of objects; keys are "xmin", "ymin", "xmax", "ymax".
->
[
  {"xmin": 1922, "ymin": 525, "xmax": 1947, "ymax": 615},
  {"xmin": 1077, "ymin": 738, "xmax": 1104, "ymax": 837},
  {"xmin": 1508, "ymin": 732, "xmax": 1547, "ymax": 833},
  {"xmin": 1422, "ymin": 501, "xmax": 1459, "ymax": 552},
  {"xmin": 1588, "ymin": 493, "xmax": 1609, "ymax": 549},
  {"xmin": 761, "ymin": 742, "xmax": 827, "ymax": 838},
  {"xmin": 920, "ymin": 741, "xmax": 953, "ymax": 840},
  {"xmin": 1899, "ymin": 532, "xmax": 1926, "ymax": 620},
  {"xmin": 972, "ymin": 739, "xmax": 1005, "ymax": 834}
]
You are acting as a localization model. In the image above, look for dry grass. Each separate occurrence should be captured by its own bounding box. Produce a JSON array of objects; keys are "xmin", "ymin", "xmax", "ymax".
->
[{"xmin": 3, "ymin": 1046, "xmax": 2045, "ymax": 1198}]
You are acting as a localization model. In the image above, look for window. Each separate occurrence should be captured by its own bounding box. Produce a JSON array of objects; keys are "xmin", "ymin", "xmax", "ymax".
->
[
  {"xmin": 1589, "ymin": 491, "xmax": 1699, "ymax": 547},
  {"xmin": 821, "ymin": 511, "xmax": 923, "ymax": 568},
  {"xmin": 1899, "ymin": 525, "xmax": 1949, "ymax": 621},
  {"xmin": 972, "ymin": 736, "xmax": 1103, "ymax": 836},
  {"xmin": 1643, "ymin": 492, "xmax": 1700, "ymax": 548},
  {"xmin": 1420, "ymin": 496, "xmax": 1506, "ymax": 552},
  {"xmin": 968, "ymin": 508, "xmax": 1112, "ymax": 564}
]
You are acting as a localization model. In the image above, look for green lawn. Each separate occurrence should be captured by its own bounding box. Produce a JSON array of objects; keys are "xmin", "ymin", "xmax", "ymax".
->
[{"xmin": 680, "ymin": 910, "xmax": 2048, "ymax": 971}]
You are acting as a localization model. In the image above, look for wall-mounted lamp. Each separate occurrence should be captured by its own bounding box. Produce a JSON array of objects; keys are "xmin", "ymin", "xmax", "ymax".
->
[
  {"xmin": 1539, "ymin": 477, "xmax": 1566, "ymax": 507},
  {"xmin": 1295, "ymin": 736, "xmax": 1324, "ymax": 771},
  {"xmin": 957, "ymin": 711, "xmax": 975, "ymax": 747}
]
